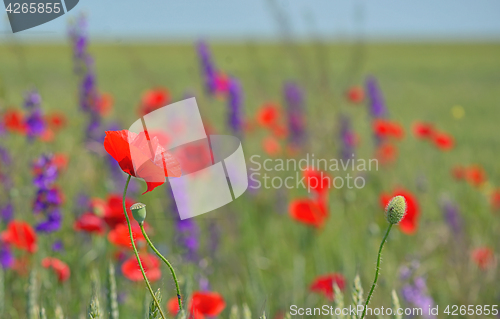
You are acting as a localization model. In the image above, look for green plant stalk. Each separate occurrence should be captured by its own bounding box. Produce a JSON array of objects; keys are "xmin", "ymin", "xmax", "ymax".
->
[
  {"xmin": 122, "ymin": 175, "xmax": 166, "ymax": 319},
  {"xmin": 360, "ymin": 223, "xmax": 393, "ymax": 319},
  {"xmin": 140, "ymin": 224, "xmax": 183, "ymax": 311}
]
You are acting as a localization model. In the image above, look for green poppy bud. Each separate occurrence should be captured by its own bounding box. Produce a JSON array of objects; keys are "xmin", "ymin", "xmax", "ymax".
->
[
  {"xmin": 385, "ymin": 195, "xmax": 407, "ymax": 224},
  {"xmin": 130, "ymin": 203, "xmax": 147, "ymax": 225}
]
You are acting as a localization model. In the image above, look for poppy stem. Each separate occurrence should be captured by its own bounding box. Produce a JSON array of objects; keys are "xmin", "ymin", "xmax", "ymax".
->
[
  {"xmin": 360, "ymin": 223, "xmax": 393, "ymax": 319},
  {"xmin": 122, "ymin": 175, "xmax": 166, "ymax": 319},
  {"xmin": 140, "ymin": 223, "xmax": 183, "ymax": 312}
]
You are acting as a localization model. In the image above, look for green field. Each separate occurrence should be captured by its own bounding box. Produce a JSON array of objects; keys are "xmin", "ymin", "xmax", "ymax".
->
[{"xmin": 0, "ymin": 42, "xmax": 499, "ymax": 318}]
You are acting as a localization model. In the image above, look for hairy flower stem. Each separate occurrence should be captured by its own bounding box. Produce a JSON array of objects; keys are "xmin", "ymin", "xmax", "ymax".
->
[
  {"xmin": 122, "ymin": 175, "xmax": 166, "ymax": 319},
  {"xmin": 140, "ymin": 224, "xmax": 183, "ymax": 311},
  {"xmin": 361, "ymin": 224, "xmax": 393, "ymax": 319}
]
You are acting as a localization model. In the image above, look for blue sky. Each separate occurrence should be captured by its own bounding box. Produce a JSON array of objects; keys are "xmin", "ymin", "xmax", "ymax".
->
[{"xmin": 2, "ymin": 0, "xmax": 500, "ymax": 42}]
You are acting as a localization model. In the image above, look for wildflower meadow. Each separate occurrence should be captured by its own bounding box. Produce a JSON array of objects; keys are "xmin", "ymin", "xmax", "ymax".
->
[{"xmin": 0, "ymin": 8, "xmax": 499, "ymax": 319}]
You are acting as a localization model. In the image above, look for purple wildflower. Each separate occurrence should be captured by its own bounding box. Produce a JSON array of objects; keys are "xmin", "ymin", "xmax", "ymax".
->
[
  {"xmin": 339, "ymin": 115, "xmax": 356, "ymax": 160},
  {"xmin": 0, "ymin": 147, "xmax": 12, "ymax": 165},
  {"xmin": 167, "ymin": 184, "xmax": 199, "ymax": 262},
  {"xmin": 69, "ymin": 14, "xmax": 103, "ymax": 143},
  {"xmin": 23, "ymin": 90, "xmax": 42, "ymax": 109},
  {"xmin": 440, "ymin": 198, "xmax": 463, "ymax": 234},
  {"xmin": 32, "ymin": 154, "xmax": 62, "ymax": 233},
  {"xmin": 196, "ymin": 41, "xmax": 217, "ymax": 95},
  {"xmin": 0, "ymin": 242, "xmax": 14, "ymax": 269},
  {"xmin": 284, "ymin": 82, "xmax": 306, "ymax": 148},
  {"xmin": 0, "ymin": 203, "xmax": 13, "ymax": 223},
  {"xmin": 23, "ymin": 90, "xmax": 46, "ymax": 139},
  {"xmin": 52, "ymin": 240, "xmax": 64, "ymax": 252},
  {"xmin": 227, "ymin": 77, "xmax": 243, "ymax": 135},
  {"xmin": 365, "ymin": 76, "xmax": 388, "ymax": 118},
  {"xmin": 400, "ymin": 263, "xmax": 436, "ymax": 319}
]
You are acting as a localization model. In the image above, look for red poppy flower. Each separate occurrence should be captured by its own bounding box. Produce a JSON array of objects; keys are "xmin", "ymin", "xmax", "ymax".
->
[
  {"xmin": 102, "ymin": 194, "xmax": 134, "ymax": 229},
  {"xmin": 471, "ymin": 247, "xmax": 495, "ymax": 270},
  {"xmin": 373, "ymin": 119, "xmax": 404, "ymax": 140},
  {"xmin": 215, "ymin": 73, "xmax": 230, "ymax": 96},
  {"xmin": 412, "ymin": 122, "xmax": 434, "ymax": 140},
  {"xmin": 303, "ymin": 168, "xmax": 330, "ymax": 195},
  {"xmin": 289, "ymin": 198, "xmax": 327, "ymax": 228},
  {"xmin": 346, "ymin": 86, "xmax": 364, "ymax": 104},
  {"xmin": 108, "ymin": 223, "xmax": 145, "ymax": 248},
  {"xmin": 310, "ymin": 273, "xmax": 346, "ymax": 300},
  {"xmin": 45, "ymin": 112, "xmax": 67, "ymax": 132},
  {"xmin": 257, "ymin": 103, "xmax": 280, "ymax": 127},
  {"xmin": 465, "ymin": 165, "xmax": 486, "ymax": 187},
  {"xmin": 1, "ymin": 221, "xmax": 37, "ymax": 253},
  {"xmin": 96, "ymin": 92, "xmax": 113, "ymax": 116},
  {"xmin": 139, "ymin": 88, "xmax": 170, "ymax": 116},
  {"xmin": 52, "ymin": 153, "xmax": 69, "ymax": 171},
  {"xmin": 42, "ymin": 257, "xmax": 70, "ymax": 282},
  {"xmin": 272, "ymin": 124, "xmax": 288, "ymax": 139},
  {"xmin": 432, "ymin": 132, "xmax": 454, "ymax": 151},
  {"xmin": 491, "ymin": 189, "xmax": 500, "ymax": 211},
  {"xmin": 121, "ymin": 253, "xmax": 161, "ymax": 282},
  {"xmin": 168, "ymin": 291, "xmax": 226, "ymax": 319},
  {"xmin": 263, "ymin": 136, "xmax": 281, "ymax": 157},
  {"xmin": 74, "ymin": 213, "xmax": 105, "ymax": 235},
  {"xmin": 39, "ymin": 127, "xmax": 55, "ymax": 142},
  {"xmin": 375, "ymin": 143, "xmax": 398, "ymax": 165},
  {"xmin": 104, "ymin": 130, "xmax": 181, "ymax": 194},
  {"xmin": 3, "ymin": 109, "xmax": 26, "ymax": 134},
  {"xmin": 380, "ymin": 189, "xmax": 419, "ymax": 234},
  {"xmin": 451, "ymin": 165, "xmax": 465, "ymax": 180}
]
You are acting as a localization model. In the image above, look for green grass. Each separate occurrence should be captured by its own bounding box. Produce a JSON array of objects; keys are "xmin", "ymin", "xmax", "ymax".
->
[{"xmin": 0, "ymin": 41, "xmax": 499, "ymax": 318}]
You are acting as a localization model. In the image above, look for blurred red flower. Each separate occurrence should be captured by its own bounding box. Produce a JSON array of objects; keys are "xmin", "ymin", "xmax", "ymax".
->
[
  {"xmin": 139, "ymin": 88, "xmax": 170, "ymax": 116},
  {"xmin": 1, "ymin": 221, "xmax": 37, "ymax": 253},
  {"xmin": 168, "ymin": 291, "xmax": 226, "ymax": 319},
  {"xmin": 3, "ymin": 109, "xmax": 26, "ymax": 134},
  {"xmin": 303, "ymin": 168, "xmax": 330, "ymax": 195},
  {"xmin": 96, "ymin": 92, "xmax": 113, "ymax": 116},
  {"xmin": 375, "ymin": 143, "xmax": 398, "ymax": 165},
  {"xmin": 52, "ymin": 153, "xmax": 69, "ymax": 171},
  {"xmin": 257, "ymin": 103, "xmax": 280, "ymax": 127},
  {"xmin": 451, "ymin": 165, "xmax": 465, "ymax": 180},
  {"xmin": 491, "ymin": 189, "xmax": 500, "ymax": 211},
  {"xmin": 102, "ymin": 194, "xmax": 134, "ymax": 229},
  {"xmin": 74, "ymin": 213, "xmax": 105, "ymax": 235},
  {"xmin": 471, "ymin": 247, "xmax": 495, "ymax": 270},
  {"xmin": 103, "ymin": 130, "xmax": 181, "ymax": 194},
  {"xmin": 373, "ymin": 119, "xmax": 404, "ymax": 140},
  {"xmin": 465, "ymin": 165, "xmax": 486, "ymax": 187},
  {"xmin": 289, "ymin": 198, "xmax": 327, "ymax": 228},
  {"xmin": 215, "ymin": 72, "xmax": 230, "ymax": 96},
  {"xmin": 262, "ymin": 136, "xmax": 281, "ymax": 157},
  {"xmin": 310, "ymin": 273, "xmax": 346, "ymax": 300},
  {"xmin": 108, "ymin": 223, "xmax": 145, "ymax": 249},
  {"xmin": 432, "ymin": 132, "xmax": 454, "ymax": 151},
  {"xmin": 121, "ymin": 253, "xmax": 161, "ymax": 282},
  {"xmin": 380, "ymin": 189, "xmax": 419, "ymax": 234},
  {"xmin": 42, "ymin": 257, "xmax": 70, "ymax": 282},
  {"xmin": 45, "ymin": 112, "xmax": 67, "ymax": 132},
  {"xmin": 412, "ymin": 121, "xmax": 434, "ymax": 139},
  {"xmin": 346, "ymin": 86, "xmax": 364, "ymax": 104}
]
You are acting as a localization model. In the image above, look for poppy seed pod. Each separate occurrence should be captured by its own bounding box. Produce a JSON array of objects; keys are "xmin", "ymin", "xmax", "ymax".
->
[
  {"xmin": 130, "ymin": 203, "xmax": 147, "ymax": 225},
  {"xmin": 385, "ymin": 195, "xmax": 407, "ymax": 224}
]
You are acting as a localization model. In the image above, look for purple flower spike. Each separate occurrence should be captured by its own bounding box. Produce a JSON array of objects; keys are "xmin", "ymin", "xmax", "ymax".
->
[
  {"xmin": 197, "ymin": 41, "xmax": 217, "ymax": 95},
  {"xmin": 227, "ymin": 77, "xmax": 243, "ymax": 135},
  {"xmin": 284, "ymin": 82, "xmax": 306, "ymax": 148},
  {"xmin": 0, "ymin": 242, "xmax": 14, "ymax": 269},
  {"xmin": 339, "ymin": 115, "xmax": 356, "ymax": 160},
  {"xmin": 365, "ymin": 76, "xmax": 388, "ymax": 118},
  {"xmin": 23, "ymin": 90, "xmax": 42, "ymax": 109}
]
